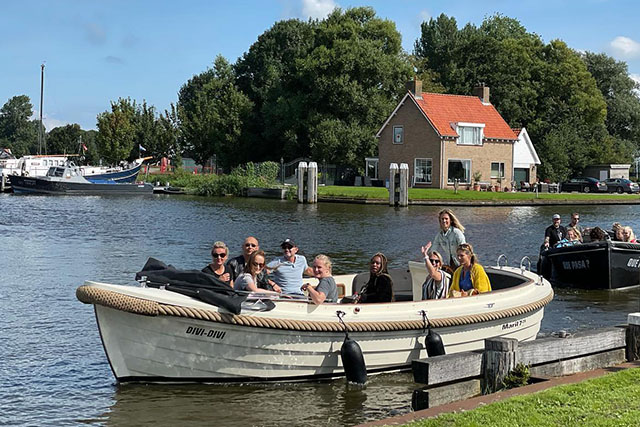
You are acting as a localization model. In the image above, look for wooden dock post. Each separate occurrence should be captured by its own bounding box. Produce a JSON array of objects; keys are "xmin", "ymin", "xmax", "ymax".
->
[
  {"xmin": 307, "ymin": 162, "xmax": 317, "ymax": 204},
  {"xmin": 483, "ymin": 337, "xmax": 518, "ymax": 394},
  {"xmin": 297, "ymin": 162, "xmax": 307, "ymax": 203},
  {"xmin": 1, "ymin": 175, "xmax": 5, "ymax": 192},
  {"xmin": 388, "ymin": 163, "xmax": 398, "ymax": 206},
  {"xmin": 398, "ymin": 163, "xmax": 409, "ymax": 207},
  {"xmin": 627, "ymin": 313, "xmax": 640, "ymax": 361}
]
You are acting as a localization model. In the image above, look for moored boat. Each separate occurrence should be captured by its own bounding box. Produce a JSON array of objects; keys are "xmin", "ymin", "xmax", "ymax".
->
[
  {"xmin": 80, "ymin": 156, "xmax": 152, "ymax": 183},
  {"xmin": 10, "ymin": 164, "xmax": 153, "ymax": 195},
  {"xmin": 77, "ymin": 259, "xmax": 553, "ymax": 383},
  {"xmin": 538, "ymin": 240, "xmax": 640, "ymax": 289}
]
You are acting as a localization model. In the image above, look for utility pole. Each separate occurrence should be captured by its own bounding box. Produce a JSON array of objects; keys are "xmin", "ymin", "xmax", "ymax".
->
[{"xmin": 38, "ymin": 63, "xmax": 46, "ymax": 155}]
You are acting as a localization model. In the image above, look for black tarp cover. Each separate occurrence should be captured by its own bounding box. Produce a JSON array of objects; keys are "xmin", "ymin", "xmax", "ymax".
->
[{"xmin": 135, "ymin": 257, "xmax": 247, "ymax": 314}]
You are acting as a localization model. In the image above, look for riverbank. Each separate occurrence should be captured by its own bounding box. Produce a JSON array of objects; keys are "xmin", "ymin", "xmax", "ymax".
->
[{"xmin": 363, "ymin": 361, "xmax": 640, "ymax": 426}]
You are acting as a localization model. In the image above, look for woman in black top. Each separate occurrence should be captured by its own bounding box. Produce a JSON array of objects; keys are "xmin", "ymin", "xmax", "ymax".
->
[
  {"xmin": 357, "ymin": 252, "xmax": 394, "ymax": 303},
  {"xmin": 201, "ymin": 241, "xmax": 233, "ymax": 287}
]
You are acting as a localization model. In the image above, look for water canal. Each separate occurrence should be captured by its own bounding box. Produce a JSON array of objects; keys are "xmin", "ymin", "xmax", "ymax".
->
[{"xmin": 1, "ymin": 194, "xmax": 639, "ymax": 425}]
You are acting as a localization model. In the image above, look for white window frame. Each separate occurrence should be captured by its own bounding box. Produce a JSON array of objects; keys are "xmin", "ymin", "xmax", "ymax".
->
[
  {"xmin": 365, "ymin": 157, "xmax": 379, "ymax": 179},
  {"xmin": 447, "ymin": 159, "xmax": 471, "ymax": 184},
  {"xmin": 414, "ymin": 158, "xmax": 432, "ymax": 184},
  {"xmin": 490, "ymin": 161, "xmax": 505, "ymax": 179},
  {"xmin": 393, "ymin": 125, "xmax": 404, "ymax": 144},
  {"xmin": 456, "ymin": 122, "xmax": 485, "ymax": 146}
]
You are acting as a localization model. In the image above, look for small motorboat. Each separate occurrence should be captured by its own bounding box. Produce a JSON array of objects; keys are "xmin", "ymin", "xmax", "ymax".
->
[
  {"xmin": 10, "ymin": 164, "xmax": 153, "ymax": 195},
  {"xmin": 77, "ymin": 257, "xmax": 553, "ymax": 383},
  {"xmin": 538, "ymin": 240, "xmax": 640, "ymax": 289},
  {"xmin": 80, "ymin": 157, "xmax": 151, "ymax": 184}
]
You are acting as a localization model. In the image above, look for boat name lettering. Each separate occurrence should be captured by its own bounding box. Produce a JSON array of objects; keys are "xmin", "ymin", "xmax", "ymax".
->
[
  {"xmin": 185, "ymin": 326, "xmax": 226, "ymax": 340},
  {"xmin": 562, "ymin": 259, "xmax": 590, "ymax": 270},
  {"xmin": 627, "ymin": 258, "xmax": 640, "ymax": 268},
  {"xmin": 502, "ymin": 319, "xmax": 526, "ymax": 330}
]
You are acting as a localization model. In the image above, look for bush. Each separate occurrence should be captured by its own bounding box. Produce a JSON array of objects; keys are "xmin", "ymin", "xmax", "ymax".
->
[{"xmin": 502, "ymin": 363, "xmax": 531, "ymax": 390}]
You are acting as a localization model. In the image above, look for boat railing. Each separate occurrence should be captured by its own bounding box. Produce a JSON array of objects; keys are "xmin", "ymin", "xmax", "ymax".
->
[
  {"xmin": 495, "ymin": 254, "xmax": 508, "ymax": 268},
  {"xmin": 519, "ymin": 256, "xmax": 532, "ymax": 272}
]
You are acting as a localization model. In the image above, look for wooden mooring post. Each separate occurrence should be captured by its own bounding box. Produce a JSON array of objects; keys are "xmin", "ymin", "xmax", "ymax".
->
[{"xmin": 411, "ymin": 321, "xmax": 637, "ymax": 411}]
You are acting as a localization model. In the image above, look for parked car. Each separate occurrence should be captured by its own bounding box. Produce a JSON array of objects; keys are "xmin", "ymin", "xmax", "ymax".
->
[
  {"xmin": 560, "ymin": 177, "xmax": 607, "ymax": 193},
  {"xmin": 604, "ymin": 178, "xmax": 640, "ymax": 194}
]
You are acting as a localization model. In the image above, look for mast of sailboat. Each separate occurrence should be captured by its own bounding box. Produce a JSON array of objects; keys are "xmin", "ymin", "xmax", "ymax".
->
[{"xmin": 38, "ymin": 63, "xmax": 46, "ymax": 155}]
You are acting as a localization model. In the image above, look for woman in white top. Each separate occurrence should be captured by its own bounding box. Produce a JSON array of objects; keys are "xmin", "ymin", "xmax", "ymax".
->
[
  {"xmin": 432, "ymin": 209, "xmax": 466, "ymax": 268},
  {"xmin": 234, "ymin": 250, "xmax": 279, "ymax": 294},
  {"xmin": 420, "ymin": 241, "xmax": 450, "ymax": 300}
]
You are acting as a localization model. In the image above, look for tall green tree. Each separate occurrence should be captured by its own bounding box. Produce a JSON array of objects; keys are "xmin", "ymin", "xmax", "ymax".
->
[
  {"xmin": 583, "ymin": 52, "xmax": 640, "ymax": 148},
  {"xmin": 46, "ymin": 124, "xmax": 82, "ymax": 155},
  {"xmin": 178, "ymin": 55, "xmax": 253, "ymax": 169},
  {"xmin": 0, "ymin": 95, "xmax": 38, "ymax": 155},
  {"xmin": 96, "ymin": 98, "xmax": 136, "ymax": 164}
]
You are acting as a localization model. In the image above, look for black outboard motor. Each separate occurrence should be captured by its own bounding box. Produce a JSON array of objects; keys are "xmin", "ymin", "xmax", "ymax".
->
[
  {"xmin": 421, "ymin": 310, "xmax": 445, "ymax": 357},
  {"xmin": 337, "ymin": 311, "xmax": 367, "ymax": 384}
]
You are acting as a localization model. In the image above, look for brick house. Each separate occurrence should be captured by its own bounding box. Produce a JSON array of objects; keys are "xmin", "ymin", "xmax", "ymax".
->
[{"xmin": 375, "ymin": 80, "xmax": 518, "ymax": 189}]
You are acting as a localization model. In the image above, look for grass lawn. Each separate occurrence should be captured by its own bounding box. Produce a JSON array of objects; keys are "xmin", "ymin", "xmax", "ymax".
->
[
  {"xmin": 405, "ymin": 368, "xmax": 640, "ymax": 427},
  {"xmin": 317, "ymin": 186, "xmax": 640, "ymax": 201}
]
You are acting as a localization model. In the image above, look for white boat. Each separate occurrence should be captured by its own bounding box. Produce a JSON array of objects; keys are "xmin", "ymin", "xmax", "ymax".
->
[
  {"xmin": 0, "ymin": 154, "xmax": 71, "ymax": 178},
  {"xmin": 77, "ymin": 260, "xmax": 553, "ymax": 383}
]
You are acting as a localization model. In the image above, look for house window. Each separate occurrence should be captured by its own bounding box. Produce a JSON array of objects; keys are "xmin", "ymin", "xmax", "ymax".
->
[
  {"xmin": 491, "ymin": 162, "xmax": 505, "ymax": 178},
  {"xmin": 414, "ymin": 158, "xmax": 432, "ymax": 184},
  {"xmin": 447, "ymin": 159, "xmax": 471, "ymax": 184},
  {"xmin": 456, "ymin": 123, "xmax": 484, "ymax": 146},
  {"xmin": 393, "ymin": 126, "xmax": 404, "ymax": 144},
  {"xmin": 365, "ymin": 158, "xmax": 379, "ymax": 179}
]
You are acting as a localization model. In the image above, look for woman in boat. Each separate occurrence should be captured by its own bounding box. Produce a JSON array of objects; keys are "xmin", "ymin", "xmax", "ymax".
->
[
  {"xmin": 301, "ymin": 254, "xmax": 338, "ymax": 304},
  {"xmin": 356, "ymin": 252, "xmax": 394, "ymax": 303},
  {"xmin": 555, "ymin": 227, "xmax": 582, "ymax": 248},
  {"xmin": 234, "ymin": 250, "xmax": 279, "ymax": 294},
  {"xmin": 612, "ymin": 222, "xmax": 624, "ymax": 241},
  {"xmin": 432, "ymin": 209, "xmax": 466, "ymax": 269},
  {"xmin": 420, "ymin": 241, "xmax": 450, "ymax": 299},
  {"xmin": 449, "ymin": 243, "xmax": 491, "ymax": 297},
  {"xmin": 201, "ymin": 241, "xmax": 233, "ymax": 287},
  {"xmin": 622, "ymin": 226, "xmax": 637, "ymax": 243}
]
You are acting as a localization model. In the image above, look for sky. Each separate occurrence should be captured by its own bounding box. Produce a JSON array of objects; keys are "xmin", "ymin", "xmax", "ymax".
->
[{"xmin": 1, "ymin": 0, "xmax": 639, "ymax": 131}]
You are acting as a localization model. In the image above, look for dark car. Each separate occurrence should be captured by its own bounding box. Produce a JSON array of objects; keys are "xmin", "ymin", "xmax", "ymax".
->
[
  {"xmin": 604, "ymin": 178, "xmax": 639, "ymax": 194},
  {"xmin": 560, "ymin": 177, "xmax": 607, "ymax": 193}
]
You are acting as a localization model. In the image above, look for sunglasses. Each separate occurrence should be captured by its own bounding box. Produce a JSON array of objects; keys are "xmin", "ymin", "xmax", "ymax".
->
[
  {"xmin": 282, "ymin": 246, "xmax": 294, "ymax": 250},
  {"xmin": 245, "ymin": 243, "xmax": 257, "ymax": 248},
  {"xmin": 252, "ymin": 262, "xmax": 264, "ymax": 267},
  {"xmin": 211, "ymin": 253, "xmax": 226, "ymax": 259},
  {"xmin": 429, "ymin": 258, "xmax": 440, "ymax": 265}
]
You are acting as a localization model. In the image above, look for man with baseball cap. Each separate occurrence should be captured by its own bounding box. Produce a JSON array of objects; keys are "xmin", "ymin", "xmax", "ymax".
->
[
  {"xmin": 266, "ymin": 238, "xmax": 314, "ymax": 295},
  {"xmin": 544, "ymin": 214, "xmax": 567, "ymax": 248}
]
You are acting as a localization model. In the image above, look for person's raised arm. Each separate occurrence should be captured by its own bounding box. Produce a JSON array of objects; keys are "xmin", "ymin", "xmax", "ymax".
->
[{"xmin": 421, "ymin": 242, "xmax": 442, "ymax": 282}]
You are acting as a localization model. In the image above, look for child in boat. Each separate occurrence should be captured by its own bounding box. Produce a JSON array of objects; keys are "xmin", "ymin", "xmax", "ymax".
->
[
  {"xmin": 301, "ymin": 254, "xmax": 338, "ymax": 304},
  {"xmin": 449, "ymin": 243, "xmax": 491, "ymax": 297},
  {"xmin": 555, "ymin": 227, "xmax": 582, "ymax": 248},
  {"xmin": 420, "ymin": 241, "xmax": 450, "ymax": 299},
  {"xmin": 622, "ymin": 226, "xmax": 637, "ymax": 243}
]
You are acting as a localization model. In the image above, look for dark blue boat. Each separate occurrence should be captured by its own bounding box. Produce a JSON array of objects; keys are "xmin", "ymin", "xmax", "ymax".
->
[{"xmin": 80, "ymin": 157, "xmax": 150, "ymax": 183}]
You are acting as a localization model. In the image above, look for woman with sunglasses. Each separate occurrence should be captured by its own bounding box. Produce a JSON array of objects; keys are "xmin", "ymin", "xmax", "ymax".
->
[
  {"xmin": 449, "ymin": 243, "xmax": 491, "ymax": 297},
  {"xmin": 234, "ymin": 250, "xmax": 280, "ymax": 294},
  {"xmin": 420, "ymin": 241, "xmax": 450, "ymax": 299},
  {"xmin": 201, "ymin": 241, "xmax": 233, "ymax": 287}
]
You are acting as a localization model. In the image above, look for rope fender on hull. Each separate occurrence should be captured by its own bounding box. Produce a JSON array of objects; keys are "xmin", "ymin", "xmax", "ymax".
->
[{"xmin": 77, "ymin": 285, "xmax": 554, "ymax": 332}]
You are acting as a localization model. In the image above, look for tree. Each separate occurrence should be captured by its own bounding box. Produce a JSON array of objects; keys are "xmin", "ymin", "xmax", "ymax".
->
[
  {"xmin": 178, "ymin": 55, "xmax": 253, "ymax": 169},
  {"xmin": 156, "ymin": 104, "xmax": 181, "ymax": 161},
  {"xmin": 583, "ymin": 52, "xmax": 640, "ymax": 148},
  {"xmin": 0, "ymin": 95, "xmax": 38, "ymax": 155},
  {"xmin": 96, "ymin": 98, "xmax": 136, "ymax": 164},
  {"xmin": 47, "ymin": 124, "xmax": 82, "ymax": 155}
]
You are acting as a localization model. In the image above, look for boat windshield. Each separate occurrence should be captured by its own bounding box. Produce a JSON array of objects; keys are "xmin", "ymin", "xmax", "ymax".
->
[{"xmin": 46, "ymin": 167, "xmax": 66, "ymax": 177}]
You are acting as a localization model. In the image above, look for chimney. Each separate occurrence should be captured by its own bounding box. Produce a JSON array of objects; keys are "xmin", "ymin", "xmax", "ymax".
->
[
  {"xmin": 473, "ymin": 84, "xmax": 490, "ymax": 104},
  {"xmin": 406, "ymin": 78, "xmax": 422, "ymax": 99}
]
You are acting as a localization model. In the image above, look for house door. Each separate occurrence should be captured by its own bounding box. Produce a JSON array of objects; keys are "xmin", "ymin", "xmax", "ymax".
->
[{"xmin": 514, "ymin": 168, "xmax": 529, "ymax": 189}]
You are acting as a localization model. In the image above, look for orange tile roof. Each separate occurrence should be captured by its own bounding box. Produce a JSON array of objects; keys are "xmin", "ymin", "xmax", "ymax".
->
[{"xmin": 414, "ymin": 93, "xmax": 517, "ymax": 140}]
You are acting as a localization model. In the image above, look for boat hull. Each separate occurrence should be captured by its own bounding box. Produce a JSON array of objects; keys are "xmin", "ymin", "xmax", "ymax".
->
[
  {"xmin": 539, "ymin": 241, "xmax": 640, "ymax": 289},
  {"xmin": 80, "ymin": 266, "xmax": 553, "ymax": 383},
  {"xmin": 10, "ymin": 175, "xmax": 153, "ymax": 195},
  {"xmin": 82, "ymin": 163, "xmax": 143, "ymax": 183}
]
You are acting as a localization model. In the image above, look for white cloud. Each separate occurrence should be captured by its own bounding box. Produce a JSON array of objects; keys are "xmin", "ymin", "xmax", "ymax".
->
[
  {"xmin": 301, "ymin": 0, "xmax": 337, "ymax": 20},
  {"xmin": 631, "ymin": 74, "xmax": 640, "ymax": 97},
  {"xmin": 32, "ymin": 112, "xmax": 69, "ymax": 131},
  {"xmin": 418, "ymin": 9, "xmax": 431, "ymax": 23},
  {"xmin": 610, "ymin": 36, "xmax": 640, "ymax": 58}
]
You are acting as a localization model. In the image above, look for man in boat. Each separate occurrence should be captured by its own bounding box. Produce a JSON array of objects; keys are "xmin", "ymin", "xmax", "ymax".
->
[
  {"xmin": 543, "ymin": 214, "xmax": 567, "ymax": 249},
  {"xmin": 567, "ymin": 212, "xmax": 583, "ymax": 236},
  {"xmin": 227, "ymin": 236, "xmax": 280, "ymax": 292},
  {"xmin": 267, "ymin": 238, "xmax": 314, "ymax": 296}
]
